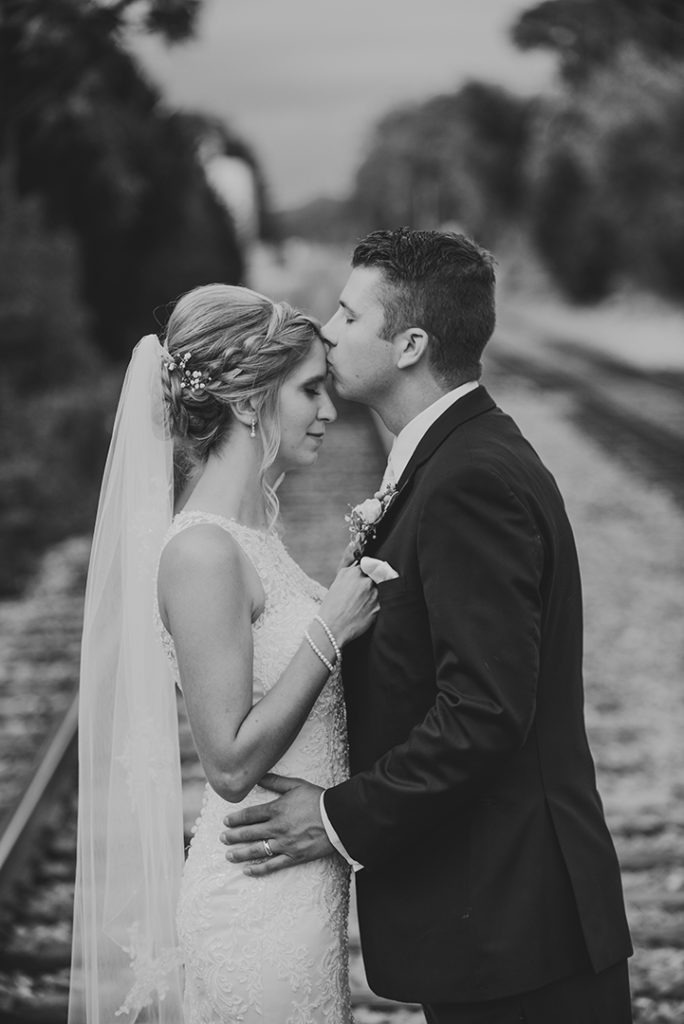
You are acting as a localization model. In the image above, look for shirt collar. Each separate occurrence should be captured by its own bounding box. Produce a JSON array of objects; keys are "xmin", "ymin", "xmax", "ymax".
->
[{"xmin": 387, "ymin": 381, "xmax": 479, "ymax": 484}]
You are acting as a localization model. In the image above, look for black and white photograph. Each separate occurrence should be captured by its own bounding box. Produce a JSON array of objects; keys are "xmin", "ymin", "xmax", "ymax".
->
[{"xmin": 1, "ymin": 1, "xmax": 683, "ymax": 1022}]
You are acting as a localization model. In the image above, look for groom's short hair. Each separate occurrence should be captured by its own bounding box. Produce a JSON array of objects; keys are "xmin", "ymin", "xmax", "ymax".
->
[{"xmin": 351, "ymin": 227, "xmax": 496, "ymax": 385}]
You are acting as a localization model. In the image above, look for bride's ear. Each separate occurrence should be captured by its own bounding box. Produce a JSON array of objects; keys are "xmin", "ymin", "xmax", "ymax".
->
[
  {"xmin": 232, "ymin": 398, "xmax": 258, "ymax": 429},
  {"xmin": 395, "ymin": 328, "xmax": 429, "ymax": 370}
]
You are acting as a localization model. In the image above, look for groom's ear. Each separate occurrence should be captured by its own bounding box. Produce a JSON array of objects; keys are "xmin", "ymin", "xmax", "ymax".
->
[{"xmin": 395, "ymin": 328, "xmax": 429, "ymax": 370}]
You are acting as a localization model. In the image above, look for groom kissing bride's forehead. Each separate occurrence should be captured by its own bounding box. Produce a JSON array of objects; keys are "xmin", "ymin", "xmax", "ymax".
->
[{"xmin": 224, "ymin": 227, "xmax": 633, "ymax": 1024}]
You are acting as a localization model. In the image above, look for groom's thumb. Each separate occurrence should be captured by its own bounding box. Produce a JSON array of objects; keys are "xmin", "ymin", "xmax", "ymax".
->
[{"xmin": 258, "ymin": 773, "xmax": 303, "ymax": 793}]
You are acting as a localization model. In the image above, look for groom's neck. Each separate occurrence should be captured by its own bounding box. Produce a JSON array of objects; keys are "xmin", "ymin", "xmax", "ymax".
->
[{"xmin": 376, "ymin": 376, "xmax": 451, "ymax": 436}]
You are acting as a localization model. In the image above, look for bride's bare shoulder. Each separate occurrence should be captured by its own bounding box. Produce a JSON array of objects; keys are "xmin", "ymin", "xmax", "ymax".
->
[
  {"xmin": 159, "ymin": 523, "xmax": 251, "ymax": 590},
  {"xmin": 158, "ymin": 522, "xmax": 265, "ymax": 628}
]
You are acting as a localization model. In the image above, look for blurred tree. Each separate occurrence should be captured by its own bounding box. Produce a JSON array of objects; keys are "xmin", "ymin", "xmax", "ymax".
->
[
  {"xmin": 527, "ymin": 142, "xmax": 618, "ymax": 302},
  {"xmin": 0, "ymin": 0, "xmax": 247, "ymax": 358},
  {"xmin": 351, "ymin": 82, "xmax": 532, "ymax": 246},
  {"xmin": 513, "ymin": 0, "xmax": 684, "ymax": 82},
  {"xmin": 528, "ymin": 50, "xmax": 684, "ymax": 300},
  {"xmin": 277, "ymin": 196, "xmax": 358, "ymax": 244},
  {"xmin": 0, "ymin": 162, "xmax": 115, "ymax": 593},
  {"xmin": 101, "ymin": 0, "xmax": 203, "ymax": 42},
  {"xmin": 514, "ymin": 0, "xmax": 684, "ymax": 302},
  {"xmin": 0, "ymin": 0, "xmax": 275, "ymax": 591}
]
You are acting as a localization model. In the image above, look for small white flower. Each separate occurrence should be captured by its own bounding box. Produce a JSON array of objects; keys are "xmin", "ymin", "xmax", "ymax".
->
[
  {"xmin": 345, "ymin": 483, "xmax": 399, "ymax": 557},
  {"xmin": 355, "ymin": 498, "xmax": 384, "ymax": 524}
]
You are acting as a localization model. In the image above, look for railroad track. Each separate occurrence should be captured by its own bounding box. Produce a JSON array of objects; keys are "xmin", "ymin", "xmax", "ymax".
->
[
  {"xmin": 0, "ymin": 697, "xmax": 78, "ymax": 900},
  {"xmin": 0, "ymin": 350, "xmax": 680, "ymax": 1021},
  {"xmin": 0, "ymin": 540, "xmax": 88, "ymax": 1023},
  {"xmin": 486, "ymin": 323, "xmax": 684, "ymax": 510}
]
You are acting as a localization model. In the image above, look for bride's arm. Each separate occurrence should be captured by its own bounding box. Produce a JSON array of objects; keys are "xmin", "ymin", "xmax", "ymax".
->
[{"xmin": 159, "ymin": 526, "xmax": 376, "ymax": 803}]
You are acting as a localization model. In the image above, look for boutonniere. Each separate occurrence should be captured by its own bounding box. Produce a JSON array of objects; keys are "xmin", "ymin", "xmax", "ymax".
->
[{"xmin": 345, "ymin": 482, "xmax": 399, "ymax": 558}]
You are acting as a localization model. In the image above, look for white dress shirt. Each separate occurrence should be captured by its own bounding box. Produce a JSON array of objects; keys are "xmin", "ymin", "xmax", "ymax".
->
[{"xmin": 321, "ymin": 380, "xmax": 480, "ymax": 869}]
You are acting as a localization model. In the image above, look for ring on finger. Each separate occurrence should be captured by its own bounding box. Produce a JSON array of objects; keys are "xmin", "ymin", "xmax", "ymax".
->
[{"xmin": 262, "ymin": 839, "xmax": 274, "ymax": 858}]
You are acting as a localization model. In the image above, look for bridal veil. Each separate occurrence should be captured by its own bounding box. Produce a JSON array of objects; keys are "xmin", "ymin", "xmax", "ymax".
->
[{"xmin": 68, "ymin": 335, "xmax": 185, "ymax": 1022}]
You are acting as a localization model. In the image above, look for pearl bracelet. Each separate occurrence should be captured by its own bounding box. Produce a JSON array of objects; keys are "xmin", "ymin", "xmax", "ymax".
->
[
  {"xmin": 313, "ymin": 615, "xmax": 342, "ymax": 664},
  {"xmin": 304, "ymin": 630, "xmax": 335, "ymax": 675}
]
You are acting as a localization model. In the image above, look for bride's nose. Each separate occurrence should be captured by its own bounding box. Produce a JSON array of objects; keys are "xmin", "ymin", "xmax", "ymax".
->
[{"xmin": 319, "ymin": 393, "xmax": 337, "ymax": 423}]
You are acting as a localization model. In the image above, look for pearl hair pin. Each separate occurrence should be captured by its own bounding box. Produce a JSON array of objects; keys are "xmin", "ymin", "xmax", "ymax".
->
[{"xmin": 163, "ymin": 351, "xmax": 212, "ymax": 394}]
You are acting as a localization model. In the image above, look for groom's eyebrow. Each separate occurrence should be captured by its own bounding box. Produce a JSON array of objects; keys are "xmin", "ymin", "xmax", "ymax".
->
[{"xmin": 339, "ymin": 299, "xmax": 357, "ymax": 316}]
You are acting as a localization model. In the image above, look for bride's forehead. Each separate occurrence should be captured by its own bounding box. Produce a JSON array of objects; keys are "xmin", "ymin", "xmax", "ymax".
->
[{"xmin": 289, "ymin": 338, "xmax": 327, "ymax": 378}]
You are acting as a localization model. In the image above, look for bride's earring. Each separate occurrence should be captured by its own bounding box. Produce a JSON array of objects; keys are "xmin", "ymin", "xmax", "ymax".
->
[{"xmin": 250, "ymin": 417, "xmax": 257, "ymax": 439}]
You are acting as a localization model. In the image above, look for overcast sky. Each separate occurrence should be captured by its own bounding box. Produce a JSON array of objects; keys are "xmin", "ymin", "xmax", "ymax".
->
[{"xmin": 133, "ymin": 0, "xmax": 556, "ymax": 210}]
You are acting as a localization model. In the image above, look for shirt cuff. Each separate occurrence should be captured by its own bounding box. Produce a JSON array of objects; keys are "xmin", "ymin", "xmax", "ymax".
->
[{"xmin": 320, "ymin": 791, "xmax": 363, "ymax": 871}]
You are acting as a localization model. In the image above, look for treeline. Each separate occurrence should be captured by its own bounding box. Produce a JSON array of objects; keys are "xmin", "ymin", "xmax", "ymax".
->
[
  {"xmin": 0, "ymin": 0, "xmax": 270, "ymax": 593},
  {"xmin": 291, "ymin": 0, "xmax": 684, "ymax": 305}
]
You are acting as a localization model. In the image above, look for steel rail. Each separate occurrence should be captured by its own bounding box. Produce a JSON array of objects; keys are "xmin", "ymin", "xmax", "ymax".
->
[
  {"xmin": 0, "ymin": 693, "xmax": 79, "ymax": 907},
  {"xmin": 486, "ymin": 343, "xmax": 684, "ymax": 506}
]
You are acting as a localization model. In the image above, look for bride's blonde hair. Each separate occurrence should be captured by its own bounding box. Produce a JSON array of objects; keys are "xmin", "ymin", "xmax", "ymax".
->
[{"xmin": 161, "ymin": 284, "xmax": 321, "ymax": 524}]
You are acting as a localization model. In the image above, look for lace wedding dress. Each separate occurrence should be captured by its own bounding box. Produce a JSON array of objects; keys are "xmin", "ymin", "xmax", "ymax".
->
[{"xmin": 155, "ymin": 510, "xmax": 353, "ymax": 1024}]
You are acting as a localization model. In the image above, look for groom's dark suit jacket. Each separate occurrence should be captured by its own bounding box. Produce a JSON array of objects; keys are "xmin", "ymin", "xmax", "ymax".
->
[{"xmin": 324, "ymin": 386, "xmax": 632, "ymax": 1004}]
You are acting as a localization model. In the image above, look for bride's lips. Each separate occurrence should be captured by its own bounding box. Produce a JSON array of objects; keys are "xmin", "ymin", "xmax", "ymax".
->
[{"xmin": 306, "ymin": 432, "xmax": 325, "ymax": 442}]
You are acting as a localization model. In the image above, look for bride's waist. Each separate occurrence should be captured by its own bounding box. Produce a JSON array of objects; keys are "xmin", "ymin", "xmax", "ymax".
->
[{"xmin": 197, "ymin": 759, "xmax": 345, "ymax": 824}]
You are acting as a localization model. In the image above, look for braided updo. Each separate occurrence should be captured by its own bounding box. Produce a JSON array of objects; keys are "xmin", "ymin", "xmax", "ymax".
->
[{"xmin": 161, "ymin": 283, "xmax": 322, "ymax": 521}]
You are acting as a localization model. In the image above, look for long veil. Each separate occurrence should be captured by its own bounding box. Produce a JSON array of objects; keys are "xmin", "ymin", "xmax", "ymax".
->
[{"xmin": 68, "ymin": 335, "xmax": 185, "ymax": 1022}]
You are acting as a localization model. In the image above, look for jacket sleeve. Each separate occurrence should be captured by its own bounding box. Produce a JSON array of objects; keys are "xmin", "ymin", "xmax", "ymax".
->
[{"xmin": 323, "ymin": 463, "xmax": 544, "ymax": 870}]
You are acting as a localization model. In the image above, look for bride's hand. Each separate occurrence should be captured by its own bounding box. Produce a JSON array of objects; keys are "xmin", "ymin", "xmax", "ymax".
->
[
  {"xmin": 336, "ymin": 542, "xmax": 357, "ymax": 572},
  {"xmin": 319, "ymin": 563, "xmax": 378, "ymax": 647}
]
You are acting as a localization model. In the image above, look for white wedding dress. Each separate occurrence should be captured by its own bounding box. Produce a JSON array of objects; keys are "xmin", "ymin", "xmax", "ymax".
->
[{"xmin": 154, "ymin": 510, "xmax": 353, "ymax": 1024}]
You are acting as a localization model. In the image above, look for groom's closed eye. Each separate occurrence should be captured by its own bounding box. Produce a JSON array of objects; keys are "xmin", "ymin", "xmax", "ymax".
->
[{"xmin": 338, "ymin": 300, "xmax": 357, "ymax": 324}]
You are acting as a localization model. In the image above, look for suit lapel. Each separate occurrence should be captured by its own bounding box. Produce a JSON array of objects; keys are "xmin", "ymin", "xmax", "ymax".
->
[
  {"xmin": 397, "ymin": 385, "xmax": 496, "ymax": 489},
  {"xmin": 366, "ymin": 386, "xmax": 496, "ymax": 552}
]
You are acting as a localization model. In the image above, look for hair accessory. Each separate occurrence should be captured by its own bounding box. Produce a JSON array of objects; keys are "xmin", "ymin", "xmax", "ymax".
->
[
  {"xmin": 304, "ymin": 629, "xmax": 335, "ymax": 675},
  {"xmin": 163, "ymin": 351, "xmax": 212, "ymax": 394},
  {"xmin": 313, "ymin": 615, "xmax": 341, "ymax": 665},
  {"xmin": 250, "ymin": 417, "xmax": 257, "ymax": 438}
]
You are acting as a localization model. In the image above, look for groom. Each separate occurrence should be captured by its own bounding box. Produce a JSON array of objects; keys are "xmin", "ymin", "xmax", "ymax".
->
[{"xmin": 222, "ymin": 228, "xmax": 633, "ymax": 1023}]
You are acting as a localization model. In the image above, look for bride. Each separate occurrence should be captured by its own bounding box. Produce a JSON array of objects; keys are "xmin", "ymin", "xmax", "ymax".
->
[{"xmin": 68, "ymin": 285, "xmax": 378, "ymax": 1023}]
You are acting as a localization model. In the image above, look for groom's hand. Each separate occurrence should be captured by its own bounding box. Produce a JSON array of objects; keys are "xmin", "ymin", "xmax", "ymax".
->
[{"xmin": 220, "ymin": 774, "xmax": 335, "ymax": 877}]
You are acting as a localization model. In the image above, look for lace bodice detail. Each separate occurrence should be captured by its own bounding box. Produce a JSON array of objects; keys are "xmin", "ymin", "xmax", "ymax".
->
[
  {"xmin": 154, "ymin": 509, "xmax": 346, "ymax": 747},
  {"xmin": 154, "ymin": 510, "xmax": 352, "ymax": 1024}
]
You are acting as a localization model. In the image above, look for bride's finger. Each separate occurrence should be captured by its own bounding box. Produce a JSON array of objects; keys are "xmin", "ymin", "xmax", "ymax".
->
[
  {"xmin": 337, "ymin": 543, "xmax": 356, "ymax": 570},
  {"xmin": 243, "ymin": 854, "xmax": 293, "ymax": 878}
]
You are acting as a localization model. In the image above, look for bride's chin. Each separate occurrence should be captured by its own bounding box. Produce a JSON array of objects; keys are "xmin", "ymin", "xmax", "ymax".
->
[
  {"xmin": 299, "ymin": 451, "xmax": 320, "ymax": 467},
  {"xmin": 300, "ymin": 448, "xmax": 323, "ymax": 468},
  {"xmin": 270, "ymin": 451, "xmax": 318, "ymax": 477}
]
